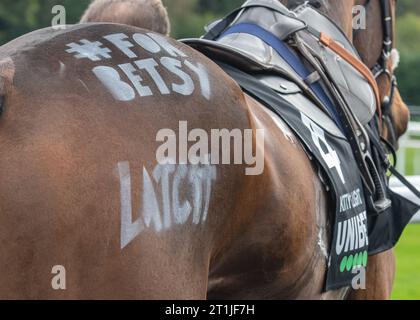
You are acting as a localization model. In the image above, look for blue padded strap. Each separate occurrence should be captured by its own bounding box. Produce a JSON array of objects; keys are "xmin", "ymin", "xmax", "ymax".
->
[{"xmin": 219, "ymin": 23, "xmax": 342, "ymax": 129}]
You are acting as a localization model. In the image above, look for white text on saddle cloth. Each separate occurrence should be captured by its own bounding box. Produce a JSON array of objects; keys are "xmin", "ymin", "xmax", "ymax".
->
[{"xmin": 65, "ymin": 32, "xmax": 211, "ymax": 101}]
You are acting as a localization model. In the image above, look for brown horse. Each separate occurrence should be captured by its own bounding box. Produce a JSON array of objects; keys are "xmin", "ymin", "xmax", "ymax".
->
[{"xmin": 0, "ymin": 1, "xmax": 408, "ymax": 299}]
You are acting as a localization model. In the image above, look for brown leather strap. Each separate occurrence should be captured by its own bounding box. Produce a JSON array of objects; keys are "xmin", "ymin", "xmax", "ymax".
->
[{"xmin": 319, "ymin": 32, "xmax": 382, "ymax": 120}]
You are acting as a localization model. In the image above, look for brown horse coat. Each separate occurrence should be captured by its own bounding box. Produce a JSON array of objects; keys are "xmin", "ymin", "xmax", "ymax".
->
[
  {"xmin": 0, "ymin": 0, "xmax": 409, "ymax": 298},
  {"xmin": 0, "ymin": 23, "xmax": 348, "ymax": 299}
]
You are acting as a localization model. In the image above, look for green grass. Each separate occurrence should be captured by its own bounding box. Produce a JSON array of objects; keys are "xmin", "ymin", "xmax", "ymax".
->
[
  {"xmin": 391, "ymin": 224, "xmax": 420, "ymax": 300},
  {"xmin": 397, "ymin": 148, "xmax": 420, "ymax": 176},
  {"xmin": 386, "ymin": 147, "xmax": 420, "ymax": 299}
]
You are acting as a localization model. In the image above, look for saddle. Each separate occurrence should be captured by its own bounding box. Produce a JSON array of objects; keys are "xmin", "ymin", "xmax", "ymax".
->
[
  {"xmin": 183, "ymin": 1, "xmax": 377, "ymax": 126},
  {"xmin": 182, "ymin": 0, "xmax": 390, "ymax": 214}
]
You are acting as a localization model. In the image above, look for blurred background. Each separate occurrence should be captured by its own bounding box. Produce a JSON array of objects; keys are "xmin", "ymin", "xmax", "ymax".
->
[{"xmin": 0, "ymin": 0, "xmax": 418, "ymax": 299}]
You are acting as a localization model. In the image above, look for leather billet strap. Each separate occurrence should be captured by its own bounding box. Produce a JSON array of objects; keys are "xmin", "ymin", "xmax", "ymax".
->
[{"xmin": 318, "ymin": 32, "xmax": 382, "ymax": 120}]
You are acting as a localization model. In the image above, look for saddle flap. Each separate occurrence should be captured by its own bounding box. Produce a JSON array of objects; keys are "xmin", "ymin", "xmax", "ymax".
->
[
  {"xmin": 298, "ymin": 31, "xmax": 377, "ymax": 124},
  {"xmin": 182, "ymin": 37, "xmax": 284, "ymax": 74},
  {"xmin": 294, "ymin": 4, "xmax": 358, "ymax": 55},
  {"xmin": 293, "ymin": 5, "xmax": 377, "ymax": 124}
]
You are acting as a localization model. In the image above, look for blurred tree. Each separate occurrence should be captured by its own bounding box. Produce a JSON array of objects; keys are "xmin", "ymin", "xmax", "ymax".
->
[
  {"xmin": 397, "ymin": 13, "xmax": 420, "ymax": 53},
  {"xmin": 162, "ymin": 0, "xmax": 212, "ymax": 38},
  {"xmin": 162, "ymin": 0, "xmax": 242, "ymax": 38},
  {"xmin": 396, "ymin": 0, "xmax": 420, "ymax": 17},
  {"xmin": 0, "ymin": 0, "xmax": 88, "ymax": 44},
  {"xmin": 196, "ymin": 0, "xmax": 243, "ymax": 14},
  {"xmin": 396, "ymin": 13, "xmax": 420, "ymax": 106}
]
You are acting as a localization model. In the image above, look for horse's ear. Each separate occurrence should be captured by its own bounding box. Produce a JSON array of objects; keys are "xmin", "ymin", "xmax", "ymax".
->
[{"xmin": 0, "ymin": 57, "xmax": 15, "ymax": 116}]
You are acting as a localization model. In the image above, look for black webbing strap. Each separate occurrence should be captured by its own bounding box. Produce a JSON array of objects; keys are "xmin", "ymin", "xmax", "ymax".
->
[
  {"xmin": 365, "ymin": 124, "xmax": 420, "ymax": 200},
  {"xmin": 389, "ymin": 166, "xmax": 420, "ymax": 199}
]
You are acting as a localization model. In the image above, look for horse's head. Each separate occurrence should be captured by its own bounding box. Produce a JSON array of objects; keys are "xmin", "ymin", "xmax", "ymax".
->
[
  {"xmin": 353, "ymin": 0, "xmax": 409, "ymax": 149},
  {"xmin": 80, "ymin": 0, "xmax": 171, "ymax": 36}
]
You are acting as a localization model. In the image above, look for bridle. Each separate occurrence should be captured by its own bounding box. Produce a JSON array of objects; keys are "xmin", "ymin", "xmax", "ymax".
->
[{"xmin": 354, "ymin": 0, "xmax": 399, "ymax": 147}]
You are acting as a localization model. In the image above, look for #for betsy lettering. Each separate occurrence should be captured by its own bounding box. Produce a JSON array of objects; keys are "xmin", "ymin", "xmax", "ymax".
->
[{"xmin": 66, "ymin": 32, "xmax": 211, "ymax": 102}]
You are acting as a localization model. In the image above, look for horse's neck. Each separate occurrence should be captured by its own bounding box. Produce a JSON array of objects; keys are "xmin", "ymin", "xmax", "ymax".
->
[
  {"xmin": 282, "ymin": 0, "xmax": 355, "ymax": 40},
  {"xmin": 316, "ymin": 0, "xmax": 356, "ymax": 39}
]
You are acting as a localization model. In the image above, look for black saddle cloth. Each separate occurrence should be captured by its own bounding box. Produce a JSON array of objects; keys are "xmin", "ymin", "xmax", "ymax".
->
[{"xmin": 212, "ymin": 61, "xmax": 420, "ymax": 290}]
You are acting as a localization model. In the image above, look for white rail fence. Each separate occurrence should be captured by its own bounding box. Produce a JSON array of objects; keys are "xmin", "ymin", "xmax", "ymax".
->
[
  {"xmin": 397, "ymin": 121, "xmax": 420, "ymax": 175},
  {"xmin": 390, "ymin": 176, "xmax": 420, "ymax": 223},
  {"xmin": 392, "ymin": 107, "xmax": 420, "ymax": 223}
]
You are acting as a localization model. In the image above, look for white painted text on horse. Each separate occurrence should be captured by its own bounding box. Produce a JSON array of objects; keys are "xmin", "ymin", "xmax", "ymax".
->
[
  {"xmin": 118, "ymin": 160, "xmax": 217, "ymax": 249},
  {"xmin": 65, "ymin": 32, "xmax": 211, "ymax": 101}
]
